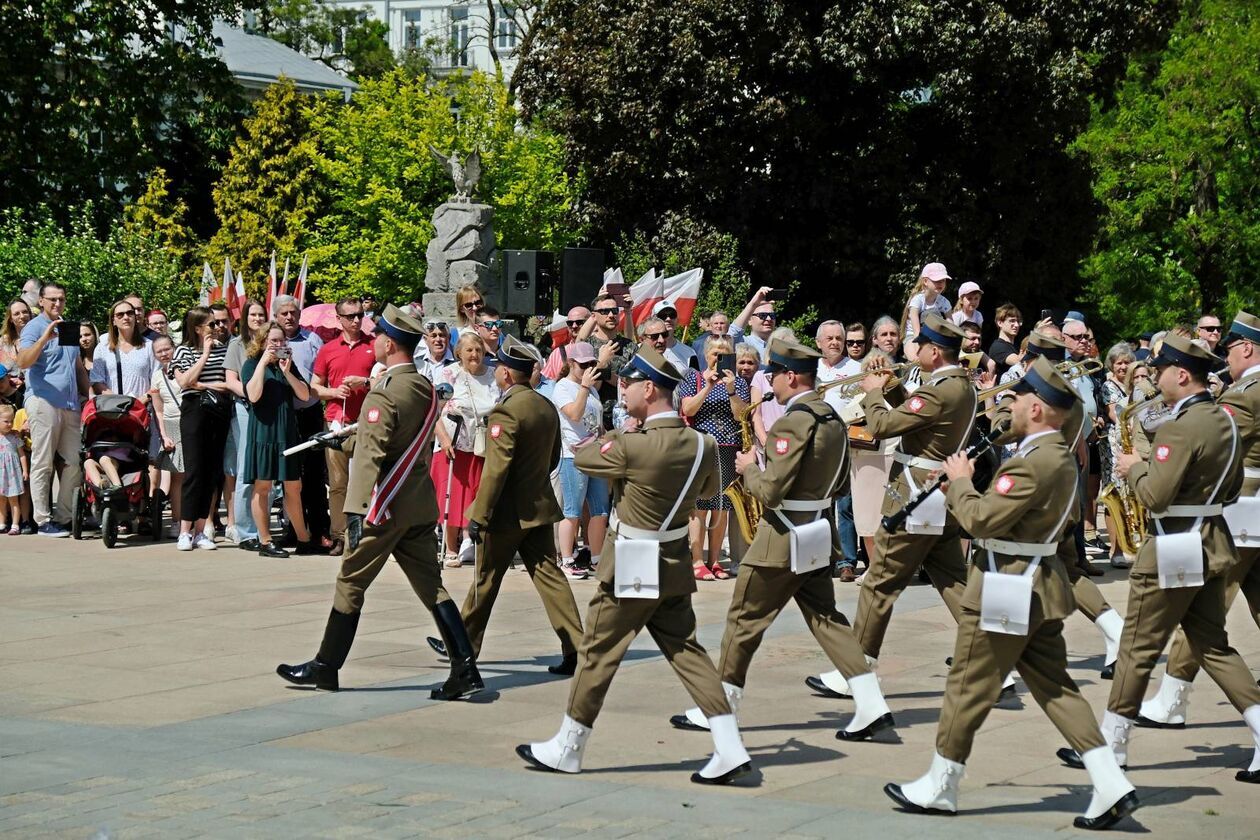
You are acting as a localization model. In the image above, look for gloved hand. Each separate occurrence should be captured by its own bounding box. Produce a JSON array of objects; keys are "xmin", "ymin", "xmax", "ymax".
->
[
  {"xmin": 346, "ymin": 513, "xmax": 364, "ymax": 551},
  {"xmin": 467, "ymin": 520, "xmax": 484, "ymax": 544},
  {"xmin": 317, "ymin": 432, "xmax": 344, "ymax": 451}
]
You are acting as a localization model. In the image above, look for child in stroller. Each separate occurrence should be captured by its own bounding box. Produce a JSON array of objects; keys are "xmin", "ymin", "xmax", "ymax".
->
[{"xmin": 75, "ymin": 394, "xmax": 162, "ymax": 547}]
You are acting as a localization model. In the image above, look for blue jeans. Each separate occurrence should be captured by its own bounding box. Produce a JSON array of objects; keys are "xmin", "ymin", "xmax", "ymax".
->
[
  {"xmin": 835, "ymin": 494, "xmax": 858, "ymax": 569},
  {"xmin": 232, "ymin": 401, "xmax": 258, "ymax": 541},
  {"xmin": 558, "ymin": 458, "xmax": 611, "ymax": 519}
]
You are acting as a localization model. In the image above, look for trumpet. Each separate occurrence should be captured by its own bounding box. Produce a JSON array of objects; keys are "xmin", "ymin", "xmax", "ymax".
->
[
  {"xmin": 817, "ymin": 362, "xmax": 916, "ymax": 395},
  {"xmin": 1057, "ymin": 357, "xmax": 1104, "ymax": 379}
]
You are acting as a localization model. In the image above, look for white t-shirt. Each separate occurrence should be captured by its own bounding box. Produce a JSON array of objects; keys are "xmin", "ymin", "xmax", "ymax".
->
[
  {"xmin": 664, "ymin": 340, "xmax": 697, "ymax": 372},
  {"xmin": 905, "ymin": 293, "xmax": 953, "ymax": 340},
  {"xmin": 91, "ymin": 340, "xmax": 156, "ymax": 399},
  {"xmin": 951, "ymin": 309, "xmax": 983, "ymax": 329},
  {"xmin": 550, "ymin": 376, "xmax": 602, "ymax": 457}
]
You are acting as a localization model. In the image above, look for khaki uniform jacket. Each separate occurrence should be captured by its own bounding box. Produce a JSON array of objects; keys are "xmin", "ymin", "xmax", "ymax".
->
[
  {"xmin": 946, "ymin": 431, "xmax": 1079, "ymax": 621},
  {"xmin": 1127, "ymin": 394, "xmax": 1244, "ymax": 578},
  {"xmin": 344, "ymin": 365, "xmax": 440, "ymax": 524},
  {"xmin": 465, "ymin": 384, "xmax": 563, "ymax": 532},
  {"xmin": 574, "ymin": 414, "xmax": 719, "ymax": 594},
  {"xmin": 1220, "ymin": 369, "xmax": 1260, "ymax": 497},
  {"xmin": 864, "ymin": 366, "xmax": 976, "ymax": 518},
  {"xmin": 993, "ymin": 392, "xmax": 1086, "ymax": 454},
  {"xmin": 741, "ymin": 390, "xmax": 849, "ymax": 569}
]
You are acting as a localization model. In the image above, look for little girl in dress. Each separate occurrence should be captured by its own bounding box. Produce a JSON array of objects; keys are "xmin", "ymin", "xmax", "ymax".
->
[{"xmin": 0, "ymin": 404, "xmax": 28, "ymax": 535}]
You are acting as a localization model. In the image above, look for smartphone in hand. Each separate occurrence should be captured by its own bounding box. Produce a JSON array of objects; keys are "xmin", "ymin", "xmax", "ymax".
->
[
  {"xmin": 605, "ymin": 282, "xmax": 630, "ymax": 300},
  {"xmin": 764, "ymin": 288, "xmax": 789, "ymax": 301},
  {"xmin": 717, "ymin": 353, "xmax": 737, "ymax": 375},
  {"xmin": 57, "ymin": 320, "xmax": 80, "ymax": 346}
]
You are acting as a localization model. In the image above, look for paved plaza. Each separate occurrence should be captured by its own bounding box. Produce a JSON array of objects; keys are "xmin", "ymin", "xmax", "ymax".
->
[{"xmin": 3, "ymin": 534, "xmax": 1259, "ymax": 838}]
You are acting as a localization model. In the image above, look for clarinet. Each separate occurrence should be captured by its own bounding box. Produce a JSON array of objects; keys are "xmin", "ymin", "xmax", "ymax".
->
[{"xmin": 880, "ymin": 421, "xmax": 1010, "ymax": 534}]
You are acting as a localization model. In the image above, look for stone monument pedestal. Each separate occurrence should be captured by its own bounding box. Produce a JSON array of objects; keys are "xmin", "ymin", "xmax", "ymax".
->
[{"xmin": 424, "ymin": 201, "xmax": 496, "ymax": 321}]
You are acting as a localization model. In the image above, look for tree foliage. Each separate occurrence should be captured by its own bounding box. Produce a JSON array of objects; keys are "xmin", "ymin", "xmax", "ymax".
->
[
  {"xmin": 519, "ymin": 0, "xmax": 1177, "ymax": 329},
  {"xmin": 1075, "ymin": 0, "xmax": 1260, "ymax": 336},
  {"xmin": 122, "ymin": 168, "xmax": 198, "ymax": 287},
  {"xmin": 246, "ymin": 0, "xmax": 396, "ymax": 80},
  {"xmin": 0, "ymin": 0, "xmax": 245, "ymax": 224}
]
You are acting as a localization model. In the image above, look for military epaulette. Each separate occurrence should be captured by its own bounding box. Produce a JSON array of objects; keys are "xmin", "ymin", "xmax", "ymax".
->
[{"xmin": 1231, "ymin": 376, "xmax": 1259, "ymax": 393}]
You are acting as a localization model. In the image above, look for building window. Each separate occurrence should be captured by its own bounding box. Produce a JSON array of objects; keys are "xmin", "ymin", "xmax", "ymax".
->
[
  {"xmin": 450, "ymin": 7, "xmax": 470, "ymax": 67},
  {"xmin": 404, "ymin": 10, "xmax": 423, "ymax": 50},
  {"xmin": 496, "ymin": 5, "xmax": 517, "ymax": 50}
]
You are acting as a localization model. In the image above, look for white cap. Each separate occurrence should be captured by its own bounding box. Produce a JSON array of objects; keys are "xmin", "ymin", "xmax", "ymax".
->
[
  {"xmin": 652, "ymin": 300, "xmax": 677, "ymax": 317},
  {"xmin": 958, "ymin": 281, "xmax": 982, "ymax": 296}
]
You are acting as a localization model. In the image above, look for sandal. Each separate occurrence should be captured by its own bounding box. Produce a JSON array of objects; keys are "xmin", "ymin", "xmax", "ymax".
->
[
  {"xmin": 693, "ymin": 562, "xmax": 716, "ymax": 581},
  {"xmin": 443, "ymin": 553, "xmax": 463, "ymax": 569},
  {"xmin": 708, "ymin": 562, "xmax": 732, "ymax": 580}
]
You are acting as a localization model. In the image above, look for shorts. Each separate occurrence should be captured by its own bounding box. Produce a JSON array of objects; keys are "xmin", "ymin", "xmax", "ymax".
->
[{"xmin": 558, "ymin": 457, "xmax": 610, "ymax": 519}]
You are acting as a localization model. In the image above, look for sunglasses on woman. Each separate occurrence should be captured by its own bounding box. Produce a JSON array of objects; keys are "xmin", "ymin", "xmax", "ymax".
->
[{"xmin": 463, "ymin": 299, "xmax": 485, "ymax": 309}]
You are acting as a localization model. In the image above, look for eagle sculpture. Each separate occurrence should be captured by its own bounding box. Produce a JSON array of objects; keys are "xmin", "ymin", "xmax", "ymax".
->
[{"xmin": 429, "ymin": 145, "xmax": 481, "ymax": 202}]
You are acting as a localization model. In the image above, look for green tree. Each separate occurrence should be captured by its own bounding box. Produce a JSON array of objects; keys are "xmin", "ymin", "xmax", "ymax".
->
[
  {"xmin": 307, "ymin": 69, "xmax": 582, "ymax": 302},
  {"xmin": 1075, "ymin": 0, "xmax": 1260, "ymax": 337},
  {"xmin": 207, "ymin": 79, "xmax": 326, "ymax": 301},
  {"xmin": 122, "ymin": 169, "xmax": 198, "ymax": 287},
  {"xmin": 519, "ymin": 0, "xmax": 1177, "ymax": 329},
  {"xmin": 0, "ymin": 0, "xmax": 244, "ymax": 223},
  {"xmin": 247, "ymin": 1, "xmax": 396, "ymax": 80}
]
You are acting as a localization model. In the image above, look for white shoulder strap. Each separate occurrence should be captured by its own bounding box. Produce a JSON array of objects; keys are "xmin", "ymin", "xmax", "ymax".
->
[{"xmin": 658, "ymin": 430, "xmax": 707, "ymax": 534}]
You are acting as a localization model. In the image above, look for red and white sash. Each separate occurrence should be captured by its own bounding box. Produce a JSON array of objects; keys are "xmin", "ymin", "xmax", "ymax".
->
[{"xmin": 365, "ymin": 393, "xmax": 441, "ymax": 525}]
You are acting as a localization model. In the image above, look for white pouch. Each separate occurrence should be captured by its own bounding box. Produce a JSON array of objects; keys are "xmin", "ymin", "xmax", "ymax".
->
[
  {"xmin": 614, "ymin": 539, "xmax": 661, "ymax": 599},
  {"xmin": 906, "ymin": 488, "xmax": 947, "ymax": 535},
  {"xmin": 980, "ymin": 570, "xmax": 1034, "ymax": 636},
  {"xmin": 1224, "ymin": 497, "xmax": 1260, "ymax": 547},
  {"xmin": 1156, "ymin": 532, "xmax": 1205, "ymax": 589},
  {"xmin": 790, "ymin": 518, "xmax": 833, "ymax": 575}
]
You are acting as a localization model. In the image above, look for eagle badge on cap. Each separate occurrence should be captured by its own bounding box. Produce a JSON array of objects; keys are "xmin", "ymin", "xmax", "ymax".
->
[
  {"xmin": 490, "ymin": 424, "xmax": 502, "ymax": 439},
  {"xmin": 908, "ymin": 396, "xmax": 925, "ymax": 413},
  {"xmin": 1155, "ymin": 445, "xmax": 1171, "ymax": 462},
  {"xmin": 366, "ymin": 407, "xmax": 380, "ymax": 424},
  {"xmin": 995, "ymin": 474, "xmax": 1015, "ymax": 495},
  {"xmin": 774, "ymin": 438, "xmax": 789, "ymax": 455}
]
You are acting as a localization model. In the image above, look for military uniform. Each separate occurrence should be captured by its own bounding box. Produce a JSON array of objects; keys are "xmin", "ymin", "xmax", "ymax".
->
[
  {"xmin": 459, "ymin": 336, "xmax": 584, "ymax": 664},
  {"xmin": 277, "ymin": 305, "xmax": 482, "ymax": 700},
  {"xmin": 1142, "ymin": 314, "xmax": 1260, "ymax": 730},
  {"xmin": 1081, "ymin": 334, "xmax": 1260, "ymax": 780},
  {"xmin": 676, "ymin": 337, "xmax": 894, "ymax": 741},
  {"xmin": 888, "ymin": 358, "xmax": 1137, "ymax": 831},
  {"xmin": 518, "ymin": 347, "xmax": 753, "ymax": 786}
]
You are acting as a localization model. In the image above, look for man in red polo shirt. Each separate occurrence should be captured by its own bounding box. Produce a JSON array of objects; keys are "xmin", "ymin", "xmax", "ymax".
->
[{"xmin": 311, "ymin": 296, "xmax": 376, "ymax": 556}]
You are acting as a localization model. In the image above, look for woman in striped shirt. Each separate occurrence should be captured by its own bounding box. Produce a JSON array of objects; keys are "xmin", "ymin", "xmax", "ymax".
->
[{"xmin": 172, "ymin": 306, "xmax": 232, "ymax": 551}]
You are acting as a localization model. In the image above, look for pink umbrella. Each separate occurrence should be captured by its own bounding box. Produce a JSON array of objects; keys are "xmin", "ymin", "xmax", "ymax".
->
[{"xmin": 299, "ymin": 303, "xmax": 375, "ymax": 339}]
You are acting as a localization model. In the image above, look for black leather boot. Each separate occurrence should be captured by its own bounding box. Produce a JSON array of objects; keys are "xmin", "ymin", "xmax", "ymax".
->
[
  {"xmin": 429, "ymin": 600, "xmax": 484, "ymax": 701},
  {"xmin": 548, "ymin": 652, "xmax": 578, "ymax": 676},
  {"xmin": 276, "ymin": 609, "xmax": 360, "ymax": 691}
]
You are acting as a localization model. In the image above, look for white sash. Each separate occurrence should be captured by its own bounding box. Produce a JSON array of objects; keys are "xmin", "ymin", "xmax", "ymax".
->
[{"xmin": 615, "ymin": 430, "xmax": 706, "ymax": 600}]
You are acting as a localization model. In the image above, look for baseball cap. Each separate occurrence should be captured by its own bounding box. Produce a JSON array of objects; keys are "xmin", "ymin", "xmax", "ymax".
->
[
  {"xmin": 652, "ymin": 300, "xmax": 677, "ymax": 318},
  {"xmin": 920, "ymin": 263, "xmax": 951, "ymax": 282},
  {"xmin": 957, "ymin": 281, "xmax": 982, "ymax": 297},
  {"xmin": 567, "ymin": 341, "xmax": 596, "ymax": 364}
]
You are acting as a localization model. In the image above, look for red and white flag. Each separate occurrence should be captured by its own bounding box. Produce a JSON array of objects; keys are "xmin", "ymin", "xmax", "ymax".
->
[
  {"xmin": 233, "ymin": 264, "xmax": 247, "ymax": 319},
  {"xmin": 198, "ymin": 261, "xmax": 214, "ymax": 306},
  {"xmin": 266, "ymin": 252, "xmax": 278, "ymax": 317},
  {"xmin": 628, "ymin": 267, "xmax": 703, "ymax": 327},
  {"xmin": 291, "ymin": 254, "xmax": 308, "ymax": 309},
  {"xmin": 221, "ymin": 257, "xmax": 236, "ymax": 316}
]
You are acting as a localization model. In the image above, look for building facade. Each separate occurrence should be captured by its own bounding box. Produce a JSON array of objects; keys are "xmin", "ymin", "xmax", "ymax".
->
[{"xmin": 332, "ymin": 1, "xmax": 522, "ymax": 77}]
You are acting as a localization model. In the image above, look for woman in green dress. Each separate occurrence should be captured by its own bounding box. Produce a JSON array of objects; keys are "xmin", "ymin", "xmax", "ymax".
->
[{"xmin": 243, "ymin": 322, "xmax": 314, "ymax": 558}]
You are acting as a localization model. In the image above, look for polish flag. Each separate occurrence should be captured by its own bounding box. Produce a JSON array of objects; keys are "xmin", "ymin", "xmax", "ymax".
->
[
  {"xmin": 233, "ymin": 265, "xmax": 247, "ymax": 319},
  {"xmin": 628, "ymin": 267, "xmax": 703, "ymax": 327},
  {"xmin": 198, "ymin": 261, "xmax": 214, "ymax": 306},
  {"xmin": 266, "ymin": 252, "xmax": 278, "ymax": 317},
  {"xmin": 291, "ymin": 254, "xmax": 308, "ymax": 309},
  {"xmin": 221, "ymin": 257, "xmax": 237, "ymax": 317}
]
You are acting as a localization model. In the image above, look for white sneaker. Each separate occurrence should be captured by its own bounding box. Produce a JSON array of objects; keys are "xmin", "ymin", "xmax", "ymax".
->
[
  {"xmin": 194, "ymin": 533, "xmax": 217, "ymax": 551},
  {"xmin": 203, "ymin": 522, "xmax": 215, "ymax": 541},
  {"xmin": 177, "ymin": 533, "xmax": 194, "ymax": 551},
  {"xmin": 225, "ymin": 524, "xmax": 240, "ymax": 545},
  {"xmin": 562, "ymin": 561, "xmax": 589, "ymax": 580}
]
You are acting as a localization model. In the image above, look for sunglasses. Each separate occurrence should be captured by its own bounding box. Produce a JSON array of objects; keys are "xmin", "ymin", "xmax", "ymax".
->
[
  {"xmin": 845, "ymin": 339, "xmax": 865, "ymax": 346},
  {"xmin": 479, "ymin": 320, "xmax": 505, "ymax": 329},
  {"xmin": 643, "ymin": 331, "xmax": 669, "ymax": 341},
  {"xmin": 575, "ymin": 360, "xmax": 597, "ymax": 368},
  {"xmin": 1198, "ymin": 325, "xmax": 1221, "ymax": 332},
  {"xmin": 212, "ymin": 319, "xmax": 231, "ymax": 327},
  {"xmin": 1063, "ymin": 332, "xmax": 1087, "ymax": 341},
  {"xmin": 112, "ymin": 310, "xmax": 134, "ymax": 319},
  {"xmin": 463, "ymin": 300, "xmax": 484, "ymax": 308},
  {"xmin": 339, "ymin": 311, "xmax": 364, "ymax": 320},
  {"xmin": 594, "ymin": 307, "xmax": 619, "ymax": 316},
  {"xmin": 424, "ymin": 321, "xmax": 449, "ymax": 332},
  {"xmin": 566, "ymin": 319, "xmax": 585, "ymax": 328},
  {"xmin": 754, "ymin": 311, "xmax": 777, "ymax": 320}
]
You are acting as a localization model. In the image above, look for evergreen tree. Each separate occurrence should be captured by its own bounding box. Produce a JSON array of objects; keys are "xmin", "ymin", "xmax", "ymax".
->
[{"xmin": 123, "ymin": 169, "xmax": 197, "ymax": 287}]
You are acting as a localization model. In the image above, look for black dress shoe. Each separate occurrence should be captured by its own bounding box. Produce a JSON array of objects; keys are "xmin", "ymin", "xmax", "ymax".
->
[
  {"xmin": 516, "ymin": 744, "xmax": 559, "ymax": 772},
  {"xmin": 1100, "ymin": 663, "xmax": 1115, "ymax": 680},
  {"xmin": 548, "ymin": 652, "xmax": 577, "ymax": 676},
  {"xmin": 836, "ymin": 713, "xmax": 895, "ymax": 741},
  {"xmin": 669, "ymin": 714, "xmax": 707, "ymax": 731},
  {"xmin": 295, "ymin": 540, "xmax": 323, "ymax": 556},
  {"xmin": 258, "ymin": 543, "xmax": 289, "ymax": 558},
  {"xmin": 883, "ymin": 782, "xmax": 954, "ymax": 815},
  {"xmin": 1236, "ymin": 768, "xmax": 1260, "ymax": 783},
  {"xmin": 1135, "ymin": 715, "xmax": 1185, "ymax": 730},
  {"xmin": 805, "ymin": 675, "xmax": 849, "ymax": 698},
  {"xmin": 239, "ymin": 538, "xmax": 261, "ymax": 551},
  {"xmin": 1073, "ymin": 791, "xmax": 1139, "ymax": 830},
  {"xmin": 427, "ymin": 636, "xmax": 448, "ymax": 657},
  {"xmin": 690, "ymin": 761, "xmax": 751, "ymax": 785},
  {"xmin": 1056, "ymin": 747, "xmax": 1127, "ymax": 771},
  {"xmin": 276, "ymin": 658, "xmax": 338, "ymax": 690}
]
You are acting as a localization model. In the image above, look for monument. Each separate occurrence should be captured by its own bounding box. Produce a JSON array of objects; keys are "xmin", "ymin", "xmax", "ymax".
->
[{"xmin": 423, "ymin": 146, "xmax": 496, "ymax": 319}]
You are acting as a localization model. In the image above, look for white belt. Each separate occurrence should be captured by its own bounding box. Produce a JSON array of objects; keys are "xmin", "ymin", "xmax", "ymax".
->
[
  {"xmin": 1246, "ymin": 467, "xmax": 1260, "ymax": 479},
  {"xmin": 1152, "ymin": 504, "xmax": 1224, "ymax": 518},
  {"xmin": 974, "ymin": 538, "xmax": 1058, "ymax": 558},
  {"xmin": 778, "ymin": 498, "xmax": 833, "ymax": 512},
  {"xmin": 614, "ymin": 519, "xmax": 689, "ymax": 542},
  {"xmin": 892, "ymin": 451, "xmax": 944, "ymax": 471}
]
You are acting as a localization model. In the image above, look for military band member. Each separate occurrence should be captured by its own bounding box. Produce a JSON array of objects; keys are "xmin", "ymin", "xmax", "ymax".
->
[
  {"xmin": 427, "ymin": 335, "xmax": 585, "ymax": 673},
  {"xmin": 276, "ymin": 305, "xmax": 483, "ymax": 701},
  {"xmin": 1140, "ymin": 312, "xmax": 1260, "ymax": 733},
  {"xmin": 517, "ymin": 347, "xmax": 753, "ymax": 785},
  {"xmin": 886, "ymin": 357, "xmax": 1138, "ymax": 830},
  {"xmin": 1057, "ymin": 334, "xmax": 1260, "ymax": 784},
  {"xmin": 671, "ymin": 337, "xmax": 895, "ymax": 741},
  {"xmin": 810, "ymin": 313, "xmax": 976, "ymax": 697}
]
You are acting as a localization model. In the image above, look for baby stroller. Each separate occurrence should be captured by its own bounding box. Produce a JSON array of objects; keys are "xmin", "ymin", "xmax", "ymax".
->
[{"xmin": 72, "ymin": 394, "xmax": 163, "ymax": 548}]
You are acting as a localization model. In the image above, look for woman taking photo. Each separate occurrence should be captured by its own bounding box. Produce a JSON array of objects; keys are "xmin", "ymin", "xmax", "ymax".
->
[
  {"xmin": 242, "ymin": 321, "xmax": 314, "ymax": 558},
  {"xmin": 1, "ymin": 298, "xmax": 33, "ymax": 371},
  {"xmin": 149, "ymin": 334, "xmax": 184, "ymax": 533},
  {"xmin": 172, "ymin": 306, "xmax": 232, "ymax": 551},
  {"xmin": 550, "ymin": 341, "xmax": 610, "ymax": 580},
  {"xmin": 90, "ymin": 299, "xmax": 155, "ymax": 398},
  {"xmin": 432, "ymin": 332, "xmax": 499, "ymax": 567},
  {"xmin": 225, "ymin": 299, "xmax": 269, "ymax": 550},
  {"xmin": 680, "ymin": 334, "xmax": 749, "ymax": 580}
]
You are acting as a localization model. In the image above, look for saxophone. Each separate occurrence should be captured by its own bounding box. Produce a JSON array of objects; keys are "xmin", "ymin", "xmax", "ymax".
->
[
  {"xmin": 724, "ymin": 396, "xmax": 768, "ymax": 544},
  {"xmin": 1099, "ymin": 380, "xmax": 1157, "ymax": 556}
]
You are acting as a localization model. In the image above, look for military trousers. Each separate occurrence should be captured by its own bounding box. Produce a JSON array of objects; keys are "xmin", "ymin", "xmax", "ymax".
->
[
  {"xmin": 461, "ymin": 524, "xmax": 583, "ymax": 658},
  {"xmin": 853, "ymin": 524, "xmax": 969, "ymax": 659},
  {"xmin": 567, "ymin": 582, "xmax": 729, "ymax": 728},
  {"xmin": 333, "ymin": 516, "xmax": 451, "ymax": 615},
  {"xmin": 1109, "ymin": 570, "xmax": 1260, "ymax": 718},
  {"xmin": 1166, "ymin": 547, "xmax": 1260, "ymax": 681},
  {"xmin": 717, "ymin": 563, "xmax": 869, "ymax": 688},
  {"xmin": 937, "ymin": 596, "xmax": 1103, "ymax": 763}
]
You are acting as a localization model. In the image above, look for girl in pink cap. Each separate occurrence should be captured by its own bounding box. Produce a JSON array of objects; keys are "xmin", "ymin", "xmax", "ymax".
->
[{"xmin": 900, "ymin": 263, "xmax": 952, "ymax": 358}]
